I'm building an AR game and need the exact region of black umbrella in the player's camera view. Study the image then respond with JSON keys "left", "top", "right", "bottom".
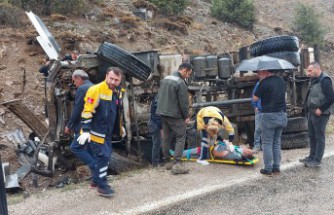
{"left": 235, "top": 55, "right": 296, "bottom": 72}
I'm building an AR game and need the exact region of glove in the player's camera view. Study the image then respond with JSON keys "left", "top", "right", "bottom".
{"left": 226, "top": 141, "right": 235, "bottom": 152}
{"left": 121, "top": 126, "right": 126, "bottom": 138}
{"left": 77, "top": 132, "right": 91, "bottom": 145}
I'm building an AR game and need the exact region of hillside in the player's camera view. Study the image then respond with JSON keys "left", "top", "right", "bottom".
{"left": 0, "top": 0, "right": 334, "bottom": 190}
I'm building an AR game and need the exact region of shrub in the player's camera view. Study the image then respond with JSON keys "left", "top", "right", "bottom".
{"left": 147, "top": 0, "right": 189, "bottom": 15}
{"left": 119, "top": 14, "right": 140, "bottom": 29}
{"left": 3, "top": 0, "right": 87, "bottom": 16}
{"left": 210, "top": 0, "right": 256, "bottom": 30}
{"left": 292, "top": 3, "right": 326, "bottom": 46}
{"left": 0, "top": 3, "right": 25, "bottom": 27}
{"left": 154, "top": 18, "right": 188, "bottom": 34}
{"left": 58, "top": 31, "right": 84, "bottom": 50}
{"left": 133, "top": 0, "right": 157, "bottom": 11}
{"left": 51, "top": 0, "right": 87, "bottom": 16}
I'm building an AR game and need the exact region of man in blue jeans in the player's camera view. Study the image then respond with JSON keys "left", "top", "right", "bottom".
{"left": 300, "top": 62, "right": 334, "bottom": 167}
{"left": 149, "top": 94, "right": 163, "bottom": 167}
{"left": 253, "top": 70, "right": 287, "bottom": 176}
{"left": 251, "top": 71, "right": 268, "bottom": 153}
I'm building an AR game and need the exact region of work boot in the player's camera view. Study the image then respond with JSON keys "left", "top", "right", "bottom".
{"left": 171, "top": 162, "right": 190, "bottom": 175}
{"left": 272, "top": 168, "right": 281, "bottom": 175}
{"left": 90, "top": 182, "right": 98, "bottom": 189}
{"left": 305, "top": 160, "right": 321, "bottom": 168}
{"left": 299, "top": 157, "right": 312, "bottom": 163}
{"left": 97, "top": 186, "right": 115, "bottom": 198}
{"left": 260, "top": 169, "right": 272, "bottom": 177}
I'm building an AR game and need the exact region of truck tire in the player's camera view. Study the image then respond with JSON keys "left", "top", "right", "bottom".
{"left": 267, "top": 51, "right": 301, "bottom": 66}
{"left": 97, "top": 42, "right": 151, "bottom": 81}
{"left": 108, "top": 151, "right": 144, "bottom": 174}
{"left": 283, "top": 117, "right": 308, "bottom": 134}
{"left": 281, "top": 132, "right": 309, "bottom": 150}
{"left": 250, "top": 35, "right": 299, "bottom": 57}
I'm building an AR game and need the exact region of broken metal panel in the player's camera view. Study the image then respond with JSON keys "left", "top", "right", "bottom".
{"left": 4, "top": 128, "right": 26, "bottom": 146}
{"left": 122, "top": 88, "right": 132, "bottom": 153}
{"left": 1, "top": 163, "right": 8, "bottom": 183}
{"left": 5, "top": 174, "right": 19, "bottom": 189}
{"left": 2, "top": 163, "right": 9, "bottom": 177}
{"left": 26, "top": 11, "right": 61, "bottom": 60}
{"left": 1, "top": 100, "right": 49, "bottom": 139}
{"left": 45, "top": 61, "right": 62, "bottom": 141}
{"left": 15, "top": 164, "right": 31, "bottom": 180}
{"left": 159, "top": 54, "right": 182, "bottom": 78}
{"left": 0, "top": 108, "right": 5, "bottom": 125}
{"left": 133, "top": 51, "right": 160, "bottom": 76}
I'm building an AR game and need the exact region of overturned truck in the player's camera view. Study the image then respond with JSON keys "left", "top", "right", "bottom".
{"left": 187, "top": 35, "right": 314, "bottom": 150}
{"left": 2, "top": 13, "right": 316, "bottom": 178}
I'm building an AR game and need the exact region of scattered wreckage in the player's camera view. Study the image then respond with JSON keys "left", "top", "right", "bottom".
{"left": 1, "top": 12, "right": 320, "bottom": 189}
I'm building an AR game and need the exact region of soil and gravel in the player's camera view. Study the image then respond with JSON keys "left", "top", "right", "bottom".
{"left": 7, "top": 134, "right": 334, "bottom": 215}
{"left": 149, "top": 156, "right": 334, "bottom": 215}
{"left": 1, "top": 0, "right": 334, "bottom": 213}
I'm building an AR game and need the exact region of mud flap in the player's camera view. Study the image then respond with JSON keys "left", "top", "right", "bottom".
{"left": 1, "top": 99, "right": 49, "bottom": 139}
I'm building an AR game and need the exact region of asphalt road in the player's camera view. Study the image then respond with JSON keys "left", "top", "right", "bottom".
{"left": 146, "top": 156, "right": 334, "bottom": 215}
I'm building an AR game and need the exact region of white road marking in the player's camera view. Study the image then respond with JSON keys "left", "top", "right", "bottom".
{"left": 103, "top": 151, "right": 334, "bottom": 215}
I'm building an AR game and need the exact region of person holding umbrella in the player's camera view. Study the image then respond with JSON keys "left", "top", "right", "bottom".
{"left": 251, "top": 71, "right": 268, "bottom": 153}
{"left": 252, "top": 69, "right": 288, "bottom": 176}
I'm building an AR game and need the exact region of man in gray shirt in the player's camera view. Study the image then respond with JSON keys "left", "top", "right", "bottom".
{"left": 157, "top": 62, "right": 193, "bottom": 175}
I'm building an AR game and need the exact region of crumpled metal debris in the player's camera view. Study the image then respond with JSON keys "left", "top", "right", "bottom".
{"left": 0, "top": 108, "right": 5, "bottom": 125}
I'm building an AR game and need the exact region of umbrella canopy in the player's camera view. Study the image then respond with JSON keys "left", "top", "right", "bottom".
{"left": 235, "top": 55, "right": 296, "bottom": 72}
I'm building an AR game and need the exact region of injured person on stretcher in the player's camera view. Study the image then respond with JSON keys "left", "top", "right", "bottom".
{"left": 172, "top": 140, "right": 254, "bottom": 165}
{"left": 171, "top": 106, "right": 256, "bottom": 165}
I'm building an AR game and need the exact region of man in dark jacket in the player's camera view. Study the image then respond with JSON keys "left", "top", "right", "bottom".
{"left": 77, "top": 67, "right": 123, "bottom": 197}
{"left": 300, "top": 62, "right": 334, "bottom": 167}
{"left": 64, "top": 70, "right": 93, "bottom": 169}
{"left": 157, "top": 62, "right": 193, "bottom": 175}
{"left": 65, "top": 70, "right": 93, "bottom": 135}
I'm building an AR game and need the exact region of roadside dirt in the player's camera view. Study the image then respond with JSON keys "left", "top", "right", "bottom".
{"left": 7, "top": 133, "right": 334, "bottom": 215}
{"left": 1, "top": 0, "right": 334, "bottom": 202}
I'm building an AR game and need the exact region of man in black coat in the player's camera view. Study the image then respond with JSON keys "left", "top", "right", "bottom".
{"left": 64, "top": 69, "right": 93, "bottom": 169}
{"left": 300, "top": 62, "right": 334, "bottom": 167}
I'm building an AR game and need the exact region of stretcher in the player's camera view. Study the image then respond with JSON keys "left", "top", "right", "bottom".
{"left": 180, "top": 156, "right": 259, "bottom": 166}
{"left": 178, "top": 146, "right": 259, "bottom": 166}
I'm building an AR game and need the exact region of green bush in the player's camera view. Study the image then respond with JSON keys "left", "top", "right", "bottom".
{"left": 51, "top": 0, "right": 87, "bottom": 16}
{"left": 2, "top": 0, "right": 87, "bottom": 16}
{"left": 0, "top": 3, "right": 24, "bottom": 27}
{"left": 147, "top": 0, "right": 190, "bottom": 15}
{"left": 292, "top": 3, "right": 326, "bottom": 46}
{"left": 210, "top": 0, "right": 256, "bottom": 30}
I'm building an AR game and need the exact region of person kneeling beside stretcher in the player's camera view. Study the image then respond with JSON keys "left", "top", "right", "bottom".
{"left": 195, "top": 106, "right": 235, "bottom": 165}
